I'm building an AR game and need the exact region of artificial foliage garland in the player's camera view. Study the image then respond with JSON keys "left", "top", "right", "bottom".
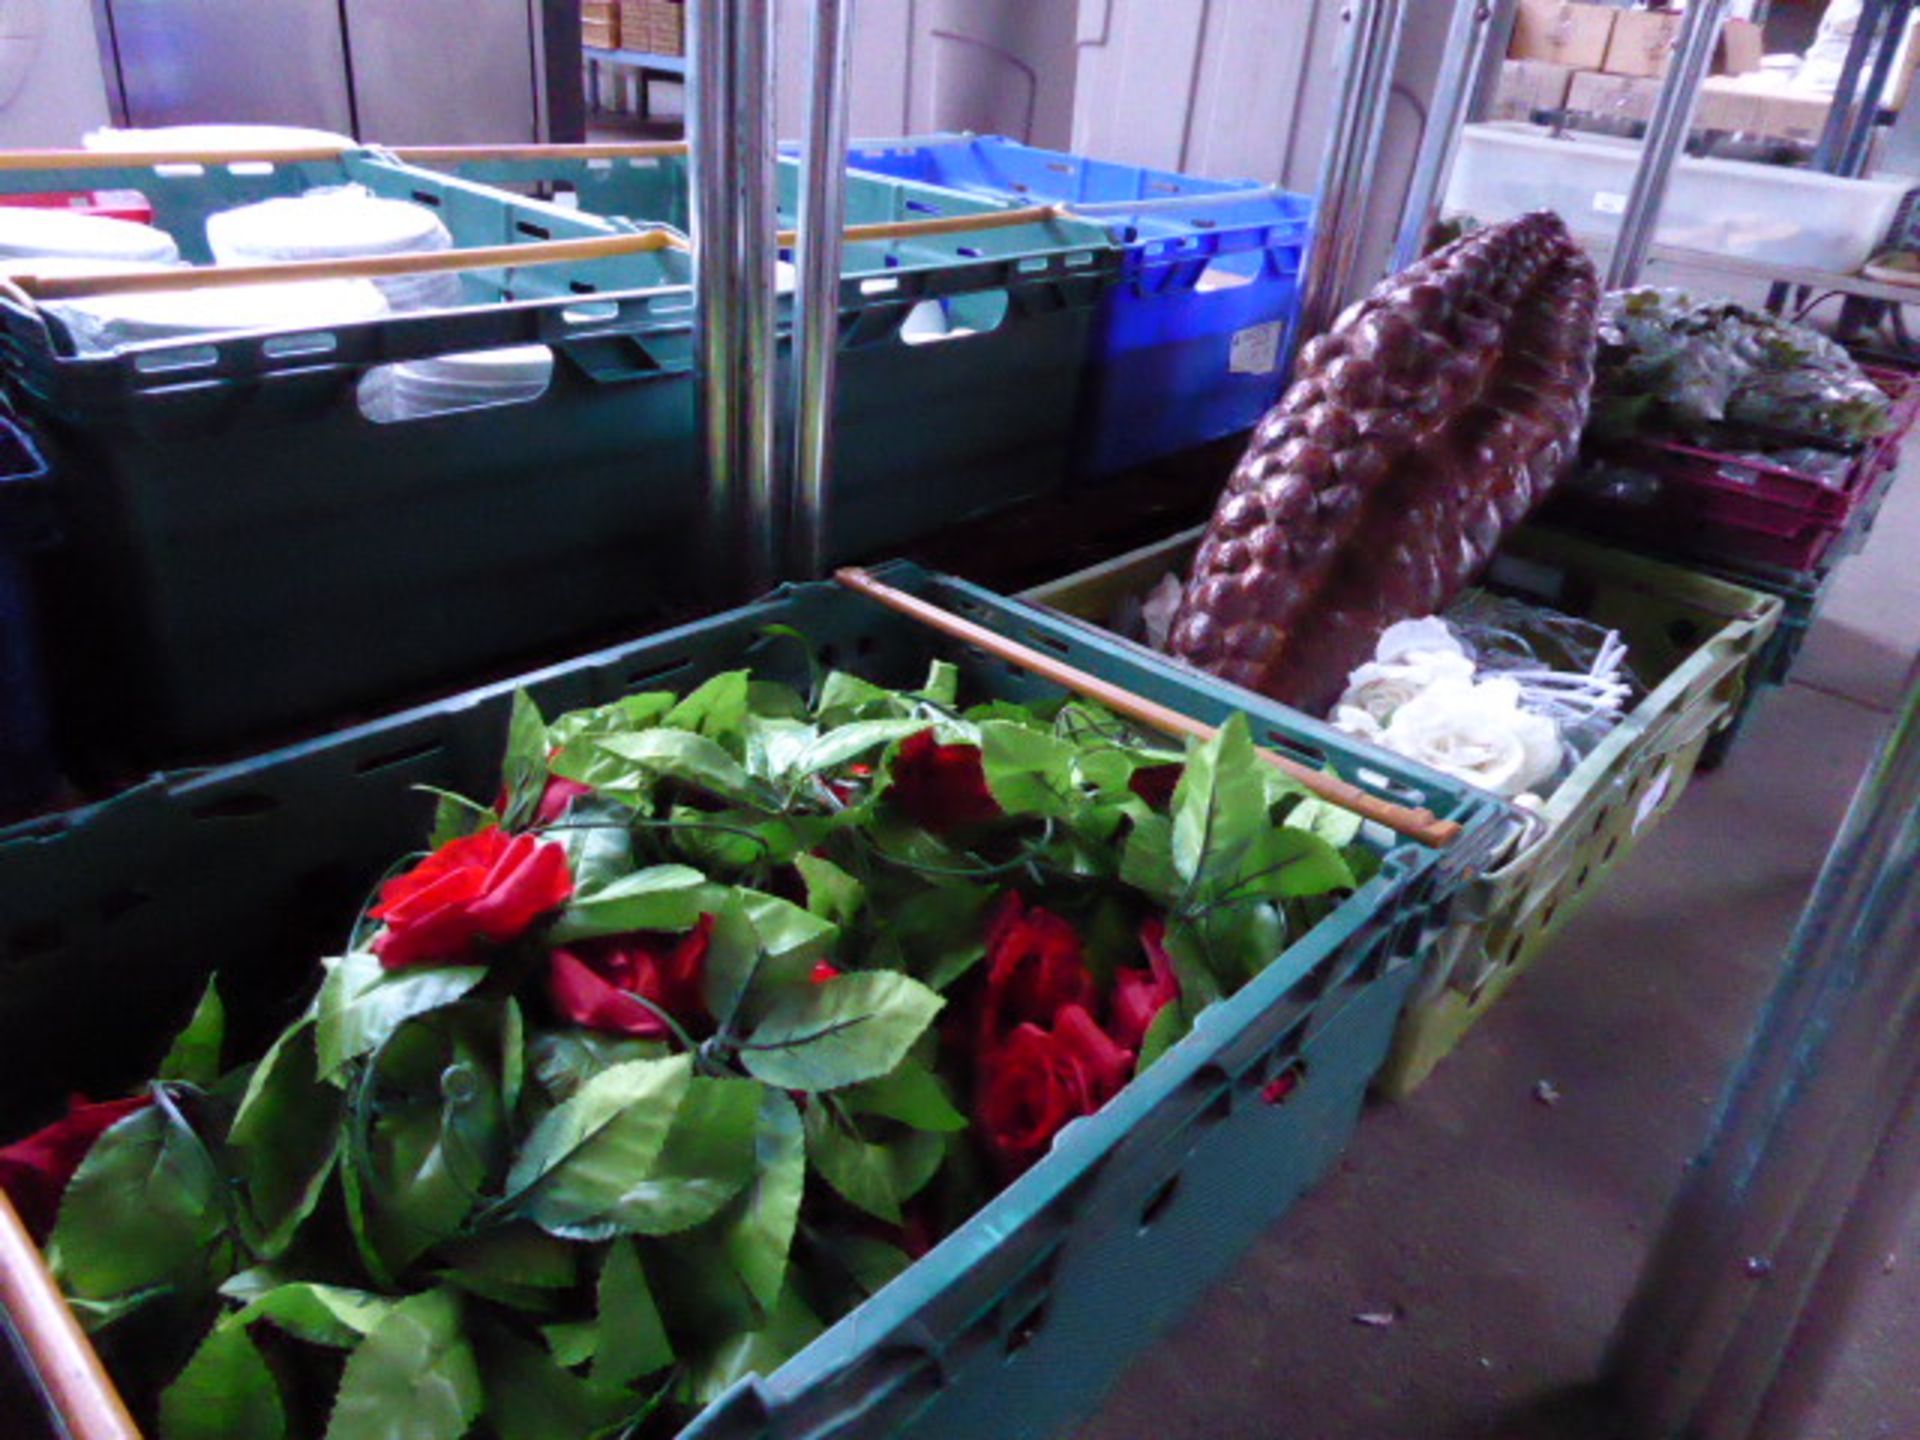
{"left": 4, "top": 654, "right": 1378, "bottom": 1440}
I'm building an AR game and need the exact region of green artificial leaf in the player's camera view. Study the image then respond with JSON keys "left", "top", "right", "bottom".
{"left": 594, "top": 1238, "right": 674, "bottom": 1387}
{"left": 739, "top": 972, "right": 944, "bottom": 1092}
{"left": 548, "top": 691, "right": 675, "bottom": 750}
{"left": 438, "top": 1225, "right": 578, "bottom": 1291}
{"left": 52, "top": 1099, "right": 231, "bottom": 1302}
{"left": 474, "top": 1317, "right": 626, "bottom": 1440}
{"left": 549, "top": 797, "right": 634, "bottom": 889}
{"left": 528, "top": 1030, "right": 671, "bottom": 1101}
{"left": 978, "top": 719, "right": 1077, "bottom": 817}
{"left": 815, "top": 670, "right": 906, "bottom": 725}
{"left": 1283, "top": 794, "right": 1366, "bottom": 849}
{"left": 1159, "top": 922, "right": 1227, "bottom": 1013}
{"left": 665, "top": 670, "right": 752, "bottom": 748}
{"left": 742, "top": 715, "right": 821, "bottom": 784}
{"left": 325, "top": 1289, "right": 482, "bottom": 1440}
{"left": 221, "top": 1283, "right": 394, "bottom": 1349}
{"left": 548, "top": 865, "right": 717, "bottom": 944}
{"left": 231, "top": 1022, "right": 344, "bottom": 1257}
{"left": 920, "top": 659, "right": 959, "bottom": 708}
{"left": 545, "top": 1076, "right": 760, "bottom": 1238}
{"left": 508, "top": 1057, "right": 692, "bottom": 1233}
{"left": 159, "top": 1322, "right": 285, "bottom": 1440}
{"left": 427, "top": 788, "right": 489, "bottom": 849}
{"left": 158, "top": 980, "right": 225, "bottom": 1087}
{"left": 794, "top": 854, "right": 863, "bottom": 927}
{"left": 833, "top": 1234, "right": 914, "bottom": 1298}
{"left": 842, "top": 1063, "right": 967, "bottom": 1133}
{"left": 697, "top": 894, "right": 767, "bottom": 1032}
{"left": 591, "top": 728, "right": 770, "bottom": 807}
{"left": 868, "top": 883, "right": 993, "bottom": 991}
{"left": 742, "top": 889, "right": 839, "bottom": 963}
{"left": 498, "top": 691, "right": 553, "bottom": 826}
{"left": 724, "top": 1091, "right": 806, "bottom": 1311}
{"left": 66, "top": 1288, "right": 168, "bottom": 1332}
{"left": 1136, "top": 999, "right": 1189, "bottom": 1074}
{"left": 1120, "top": 812, "right": 1182, "bottom": 905}
{"left": 678, "top": 1284, "right": 824, "bottom": 1408}
{"left": 1171, "top": 716, "right": 1268, "bottom": 886}
{"left": 314, "top": 953, "right": 487, "bottom": 1081}
{"left": 790, "top": 719, "right": 929, "bottom": 782}
{"left": 1230, "top": 823, "right": 1356, "bottom": 902}
{"left": 667, "top": 804, "right": 818, "bottom": 872}
{"left": 747, "top": 676, "right": 809, "bottom": 719}
{"left": 542, "top": 1320, "right": 599, "bottom": 1369}
{"left": 802, "top": 1106, "right": 944, "bottom": 1224}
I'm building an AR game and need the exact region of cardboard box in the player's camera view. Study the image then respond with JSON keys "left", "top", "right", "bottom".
{"left": 1757, "top": 91, "right": 1831, "bottom": 143}
{"left": 1567, "top": 69, "right": 1662, "bottom": 124}
{"left": 583, "top": 15, "right": 617, "bottom": 49}
{"left": 1510, "top": 1, "right": 1617, "bottom": 71}
{"left": 1605, "top": 10, "right": 1682, "bottom": 79}
{"left": 1717, "top": 18, "right": 1764, "bottom": 76}
{"left": 1491, "top": 58, "right": 1578, "bottom": 121}
{"left": 1696, "top": 76, "right": 1766, "bottom": 132}
{"left": 582, "top": 0, "right": 615, "bottom": 19}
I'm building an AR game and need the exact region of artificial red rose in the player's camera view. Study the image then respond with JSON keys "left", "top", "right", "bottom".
{"left": 529, "top": 775, "right": 594, "bottom": 826}
{"left": 1127, "top": 764, "right": 1182, "bottom": 811}
{"left": 888, "top": 729, "right": 1001, "bottom": 832}
{"left": 975, "top": 1004, "right": 1134, "bottom": 1175}
{"left": 0, "top": 1095, "right": 152, "bottom": 1242}
{"left": 370, "top": 827, "right": 574, "bottom": 970}
{"left": 810, "top": 961, "right": 841, "bottom": 984}
{"left": 548, "top": 914, "right": 715, "bottom": 1038}
{"left": 1109, "top": 915, "right": 1181, "bottom": 1053}
{"left": 978, "top": 893, "right": 1097, "bottom": 1057}
{"left": 824, "top": 762, "right": 875, "bottom": 808}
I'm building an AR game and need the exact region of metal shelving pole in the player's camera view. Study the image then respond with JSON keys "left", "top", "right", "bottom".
{"left": 791, "top": 0, "right": 854, "bottom": 579}
{"left": 1605, "top": 0, "right": 1731, "bottom": 291}
{"left": 1609, "top": 663, "right": 1920, "bottom": 1440}
{"left": 1391, "top": 0, "right": 1499, "bottom": 273}
{"left": 1287, "top": 0, "right": 1409, "bottom": 364}
{"left": 688, "top": 0, "right": 779, "bottom": 599}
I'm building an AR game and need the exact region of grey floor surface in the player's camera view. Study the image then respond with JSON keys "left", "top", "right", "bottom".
{"left": 1082, "top": 455, "right": 1920, "bottom": 1439}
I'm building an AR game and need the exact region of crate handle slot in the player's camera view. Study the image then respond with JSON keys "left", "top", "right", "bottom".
{"left": 352, "top": 737, "right": 445, "bottom": 775}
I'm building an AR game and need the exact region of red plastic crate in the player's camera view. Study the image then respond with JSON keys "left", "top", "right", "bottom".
{"left": 1560, "top": 366, "right": 1920, "bottom": 575}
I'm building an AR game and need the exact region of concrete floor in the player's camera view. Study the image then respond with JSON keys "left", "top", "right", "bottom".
{"left": 1082, "top": 456, "right": 1920, "bottom": 1438}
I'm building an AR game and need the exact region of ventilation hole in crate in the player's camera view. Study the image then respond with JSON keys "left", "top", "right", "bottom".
{"left": 516, "top": 220, "right": 553, "bottom": 241}
{"left": 226, "top": 161, "right": 275, "bottom": 178}
{"left": 97, "top": 886, "right": 154, "bottom": 922}
{"left": 1064, "top": 250, "right": 1094, "bottom": 268}
{"left": 1138, "top": 1174, "right": 1181, "bottom": 1230}
{"left": 190, "top": 792, "right": 282, "bottom": 820}
{"left": 1504, "top": 934, "right": 1526, "bottom": 966}
{"left": 957, "top": 245, "right": 982, "bottom": 258}
{"left": 1668, "top": 619, "right": 1701, "bottom": 648}
{"left": 1263, "top": 1060, "right": 1308, "bottom": 1105}
{"left": 1603, "top": 837, "right": 1621, "bottom": 863}
{"left": 1022, "top": 628, "right": 1071, "bottom": 656}
{"left": 1539, "top": 899, "right": 1558, "bottom": 931}
{"left": 136, "top": 345, "right": 219, "bottom": 374}
{"left": 562, "top": 300, "right": 620, "bottom": 326}
{"left": 625, "top": 659, "right": 692, "bottom": 690}
{"left": 154, "top": 163, "right": 207, "bottom": 178}
{"left": 819, "top": 644, "right": 842, "bottom": 669}
{"left": 263, "top": 331, "right": 338, "bottom": 360}
{"left": 904, "top": 199, "right": 944, "bottom": 216}
{"left": 1468, "top": 978, "right": 1490, "bottom": 1006}
{"left": 408, "top": 189, "right": 444, "bottom": 208}
{"left": 855, "top": 635, "right": 878, "bottom": 657}
{"left": 1003, "top": 1301, "right": 1049, "bottom": 1358}
{"left": 1575, "top": 865, "right": 1592, "bottom": 890}
{"left": 353, "top": 738, "right": 445, "bottom": 775}
{"left": 1016, "top": 256, "right": 1049, "bottom": 274}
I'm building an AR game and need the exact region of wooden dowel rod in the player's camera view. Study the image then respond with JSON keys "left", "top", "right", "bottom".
{"left": 0, "top": 1192, "right": 140, "bottom": 1440}
{"left": 0, "top": 146, "right": 350, "bottom": 170}
{"left": 392, "top": 142, "right": 690, "bottom": 163}
{"left": 834, "top": 566, "right": 1463, "bottom": 849}
{"left": 776, "top": 203, "right": 1063, "bottom": 249}
{"left": 14, "top": 229, "right": 685, "bottom": 302}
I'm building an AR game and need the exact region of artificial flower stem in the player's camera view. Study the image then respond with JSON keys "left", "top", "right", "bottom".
{"left": 833, "top": 567, "right": 1464, "bottom": 849}
{"left": 0, "top": 1191, "right": 140, "bottom": 1440}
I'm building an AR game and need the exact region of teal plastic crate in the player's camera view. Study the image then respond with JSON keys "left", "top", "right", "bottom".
{"left": 395, "top": 150, "right": 1122, "bottom": 563}
{"left": 0, "top": 152, "right": 701, "bottom": 770}
{"left": 0, "top": 563, "right": 1510, "bottom": 1440}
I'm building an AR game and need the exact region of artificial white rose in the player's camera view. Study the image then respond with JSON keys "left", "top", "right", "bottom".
{"left": 1376, "top": 676, "right": 1564, "bottom": 798}
{"left": 1141, "top": 574, "right": 1185, "bottom": 652}
{"left": 1374, "top": 617, "right": 1467, "bottom": 666}
{"left": 1338, "top": 648, "right": 1478, "bottom": 725}
{"left": 1331, "top": 704, "right": 1388, "bottom": 745}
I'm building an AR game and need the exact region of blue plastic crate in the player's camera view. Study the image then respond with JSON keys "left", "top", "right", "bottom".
{"left": 0, "top": 413, "right": 54, "bottom": 818}
{"left": 843, "top": 135, "right": 1314, "bottom": 476}
{"left": 0, "top": 562, "right": 1512, "bottom": 1440}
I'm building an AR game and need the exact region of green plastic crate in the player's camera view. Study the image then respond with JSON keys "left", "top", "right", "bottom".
{"left": 0, "top": 563, "right": 1510, "bottom": 1440}
{"left": 392, "top": 151, "right": 1122, "bottom": 563}
{"left": 0, "top": 152, "right": 700, "bottom": 769}
{"left": 1020, "top": 525, "right": 1783, "bottom": 1097}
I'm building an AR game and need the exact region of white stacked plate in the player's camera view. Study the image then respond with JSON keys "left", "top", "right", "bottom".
{"left": 0, "top": 209, "right": 180, "bottom": 264}
{"left": 363, "top": 344, "right": 556, "bottom": 422}
{"left": 82, "top": 124, "right": 356, "bottom": 153}
{"left": 46, "top": 278, "right": 389, "bottom": 353}
{"left": 207, "top": 186, "right": 463, "bottom": 312}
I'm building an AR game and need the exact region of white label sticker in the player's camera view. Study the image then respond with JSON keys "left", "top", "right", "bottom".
{"left": 1633, "top": 764, "right": 1675, "bottom": 833}
{"left": 1229, "top": 320, "right": 1282, "bottom": 375}
{"left": 1593, "top": 190, "right": 1628, "bottom": 215}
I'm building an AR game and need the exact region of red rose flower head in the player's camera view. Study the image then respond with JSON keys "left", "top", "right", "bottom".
{"left": 0, "top": 1094, "right": 152, "bottom": 1242}
{"left": 494, "top": 750, "right": 594, "bottom": 827}
{"left": 1127, "top": 763, "right": 1183, "bottom": 812}
{"left": 975, "top": 1004, "right": 1133, "bottom": 1175}
{"left": 810, "top": 961, "right": 842, "bottom": 984}
{"left": 978, "top": 893, "right": 1097, "bottom": 1057}
{"left": 548, "top": 914, "right": 715, "bottom": 1039}
{"left": 889, "top": 729, "right": 1001, "bottom": 832}
{"left": 1109, "top": 915, "right": 1182, "bottom": 1053}
{"left": 371, "top": 827, "right": 574, "bottom": 971}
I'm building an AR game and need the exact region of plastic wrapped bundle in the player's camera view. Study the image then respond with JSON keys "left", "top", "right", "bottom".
{"left": 46, "top": 278, "right": 389, "bottom": 353}
{"left": 83, "top": 124, "right": 354, "bottom": 153}
{"left": 0, "top": 209, "right": 179, "bottom": 264}
{"left": 1169, "top": 211, "right": 1601, "bottom": 711}
{"left": 207, "top": 186, "right": 460, "bottom": 311}
{"left": 360, "top": 343, "right": 556, "bottom": 422}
